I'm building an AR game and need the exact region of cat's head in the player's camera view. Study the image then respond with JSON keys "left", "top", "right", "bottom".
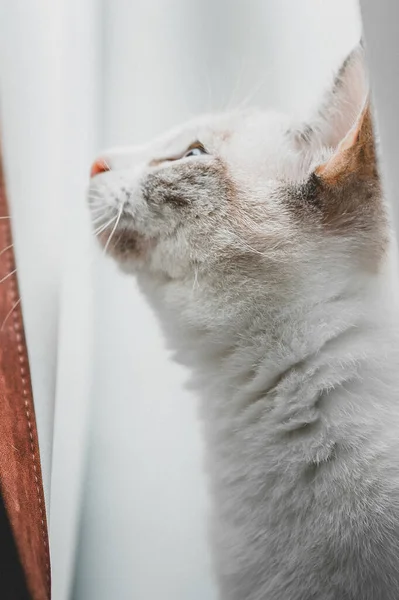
{"left": 88, "top": 45, "right": 387, "bottom": 331}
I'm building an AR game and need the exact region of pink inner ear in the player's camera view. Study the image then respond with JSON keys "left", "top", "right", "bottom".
{"left": 336, "top": 101, "right": 369, "bottom": 153}
{"left": 315, "top": 101, "right": 374, "bottom": 184}
{"left": 337, "top": 122, "right": 360, "bottom": 152}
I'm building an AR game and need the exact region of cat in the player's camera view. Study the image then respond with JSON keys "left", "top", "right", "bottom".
{"left": 88, "top": 44, "right": 399, "bottom": 600}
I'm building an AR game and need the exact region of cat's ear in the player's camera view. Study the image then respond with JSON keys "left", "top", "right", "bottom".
{"left": 314, "top": 99, "right": 377, "bottom": 186}
{"left": 297, "top": 44, "right": 381, "bottom": 241}
{"left": 299, "top": 43, "right": 368, "bottom": 150}
{"left": 304, "top": 96, "right": 380, "bottom": 241}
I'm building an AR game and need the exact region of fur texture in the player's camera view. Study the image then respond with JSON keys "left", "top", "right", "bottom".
{"left": 88, "top": 45, "right": 399, "bottom": 599}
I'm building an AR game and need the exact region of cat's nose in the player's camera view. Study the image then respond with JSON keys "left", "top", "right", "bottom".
{"left": 90, "top": 158, "right": 110, "bottom": 178}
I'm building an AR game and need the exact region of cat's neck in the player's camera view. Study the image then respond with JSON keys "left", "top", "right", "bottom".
{"left": 155, "top": 261, "right": 399, "bottom": 426}
{"left": 139, "top": 250, "right": 399, "bottom": 430}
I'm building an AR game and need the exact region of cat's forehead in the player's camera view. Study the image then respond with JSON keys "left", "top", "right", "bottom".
{"left": 103, "top": 109, "right": 303, "bottom": 180}
{"left": 150, "top": 109, "right": 299, "bottom": 178}
{"left": 157, "top": 109, "right": 293, "bottom": 151}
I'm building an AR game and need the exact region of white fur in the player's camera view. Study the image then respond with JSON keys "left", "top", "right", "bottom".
{"left": 88, "top": 46, "right": 399, "bottom": 599}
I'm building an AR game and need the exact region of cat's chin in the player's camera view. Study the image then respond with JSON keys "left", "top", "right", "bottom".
{"left": 98, "top": 227, "right": 156, "bottom": 267}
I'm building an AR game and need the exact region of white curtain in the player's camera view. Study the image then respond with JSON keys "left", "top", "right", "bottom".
{"left": 0, "top": 1, "right": 100, "bottom": 598}
{"left": 0, "top": 1, "right": 364, "bottom": 599}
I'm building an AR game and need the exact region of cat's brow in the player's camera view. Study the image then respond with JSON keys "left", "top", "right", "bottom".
{"left": 150, "top": 141, "right": 205, "bottom": 167}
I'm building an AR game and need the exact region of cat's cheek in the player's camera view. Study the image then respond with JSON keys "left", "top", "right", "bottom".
{"left": 98, "top": 228, "right": 156, "bottom": 264}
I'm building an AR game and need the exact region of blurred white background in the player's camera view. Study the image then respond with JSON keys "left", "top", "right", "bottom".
{"left": 0, "top": 1, "right": 363, "bottom": 599}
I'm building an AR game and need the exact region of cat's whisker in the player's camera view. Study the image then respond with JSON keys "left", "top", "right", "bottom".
{"left": 88, "top": 198, "right": 108, "bottom": 209}
{"left": 233, "top": 64, "right": 278, "bottom": 112}
{"left": 235, "top": 77, "right": 266, "bottom": 111}
{"left": 88, "top": 202, "right": 107, "bottom": 211}
{"left": 225, "top": 59, "right": 247, "bottom": 112}
{"left": 0, "top": 216, "right": 12, "bottom": 220}
{"left": 103, "top": 204, "right": 124, "bottom": 254}
{"left": 89, "top": 205, "right": 108, "bottom": 214}
{"left": 91, "top": 214, "right": 111, "bottom": 225}
{"left": 93, "top": 215, "right": 118, "bottom": 237}
{"left": 89, "top": 197, "right": 110, "bottom": 206}
{"left": 93, "top": 223, "right": 115, "bottom": 238}
{"left": 204, "top": 67, "right": 215, "bottom": 113}
{"left": 1, "top": 297, "right": 21, "bottom": 332}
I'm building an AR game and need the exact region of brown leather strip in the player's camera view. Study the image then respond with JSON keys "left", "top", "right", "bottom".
{"left": 0, "top": 151, "right": 51, "bottom": 599}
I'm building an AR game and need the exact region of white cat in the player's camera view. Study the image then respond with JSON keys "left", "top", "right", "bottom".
{"left": 88, "top": 45, "right": 399, "bottom": 599}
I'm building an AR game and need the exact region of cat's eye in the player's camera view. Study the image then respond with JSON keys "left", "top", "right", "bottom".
{"left": 183, "top": 143, "right": 207, "bottom": 159}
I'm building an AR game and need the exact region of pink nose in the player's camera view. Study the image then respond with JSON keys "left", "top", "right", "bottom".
{"left": 90, "top": 158, "right": 110, "bottom": 178}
